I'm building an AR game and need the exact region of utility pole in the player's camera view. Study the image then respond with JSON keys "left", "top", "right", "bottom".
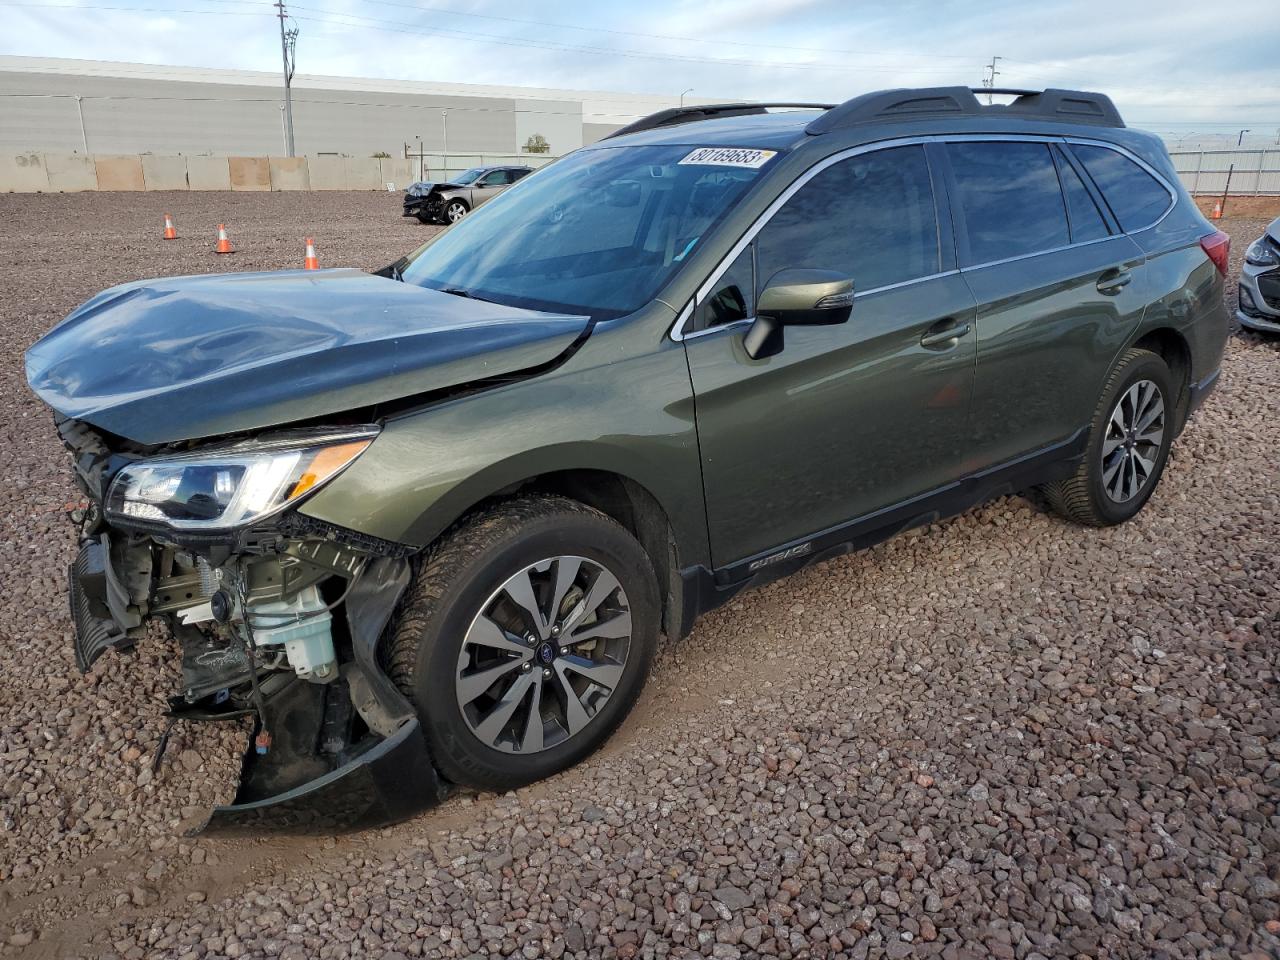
{"left": 275, "top": 0, "right": 298, "bottom": 156}
{"left": 981, "top": 56, "right": 1002, "bottom": 104}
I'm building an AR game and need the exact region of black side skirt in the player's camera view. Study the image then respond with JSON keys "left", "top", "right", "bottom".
{"left": 678, "top": 428, "right": 1088, "bottom": 633}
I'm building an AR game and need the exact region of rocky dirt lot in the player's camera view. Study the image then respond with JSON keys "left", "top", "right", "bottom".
{"left": 0, "top": 192, "right": 1276, "bottom": 960}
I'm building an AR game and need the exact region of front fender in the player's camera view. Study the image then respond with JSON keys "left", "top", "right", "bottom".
{"left": 299, "top": 311, "right": 711, "bottom": 568}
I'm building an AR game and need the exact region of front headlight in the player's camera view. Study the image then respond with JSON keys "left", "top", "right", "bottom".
{"left": 106, "top": 426, "right": 378, "bottom": 531}
{"left": 1245, "top": 238, "right": 1279, "bottom": 268}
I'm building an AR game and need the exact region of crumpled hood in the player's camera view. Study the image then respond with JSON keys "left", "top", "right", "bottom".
{"left": 405, "top": 181, "right": 460, "bottom": 197}
{"left": 25, "top": 268, "right": 589, "bottom": 444}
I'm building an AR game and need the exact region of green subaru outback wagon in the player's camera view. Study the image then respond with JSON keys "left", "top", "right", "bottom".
{"left": 26, "top": 87, "right": 1230, "bottom": 831}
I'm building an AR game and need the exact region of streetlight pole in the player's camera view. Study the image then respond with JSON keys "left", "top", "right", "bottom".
{"left": 74, "top": 95, "right": 87, "bottom": 153}
{"left": 1237, "top": 128, "right": 1251, "bottom": 147}
{"left": 680, "top": 88, "right": 694, "bottom": 107}
{"left": 441, "top": 109, "right": 449, "bottom": 178}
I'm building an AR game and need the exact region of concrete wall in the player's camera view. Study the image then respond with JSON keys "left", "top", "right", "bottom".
{"left": 45, "top": 151, "right": 95, "bottom": 191}
{"left": 0, "top": 69, "right": 567, "bottom": 158}
{"left": 140, "top": 154, "right": 188, "bottom": 191}
{"left": 94, "top": 155, "right": 143, "bottom": 191}
{"left": 228, "top": 156, "right": 270, "bottom": 192}
{"left": 0, "top": 152, "right": 50, "bottom": 191}
{"left": 0, "top": 151, "right": 449, "bottom": 192}
{"left": 583, "top": 122, "right": 622, "bottom": 146}
{"left": 269, "top": 156, "right": 310, "bottom": 192}
{"left": 186, "top": 155, "right": 230, "bottom": 191}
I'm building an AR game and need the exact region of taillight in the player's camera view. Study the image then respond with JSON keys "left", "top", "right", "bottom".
{"left": 1200, "top": 230, "right": 1230, "bottom": 277}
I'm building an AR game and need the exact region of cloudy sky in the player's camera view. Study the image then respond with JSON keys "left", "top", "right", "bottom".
{"left": 3, "top": 0, "right": 1278, "bottom": 142}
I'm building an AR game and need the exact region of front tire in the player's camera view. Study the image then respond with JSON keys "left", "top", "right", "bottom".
{"left": 385, "top": 496, "right": 659, "bottom": 792}
{"left": 445, "top": 199, "right": 469, "bottom": 224}
{"left": 1042, "top": 348, "right": 1175, "bottom": 526}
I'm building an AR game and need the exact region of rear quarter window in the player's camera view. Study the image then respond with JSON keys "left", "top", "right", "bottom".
{"left": 1070, "top": 144, "right": 1172, "bottom": 233}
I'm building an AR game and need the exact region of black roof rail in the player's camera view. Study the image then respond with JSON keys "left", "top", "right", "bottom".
{"left": 604, "top": 102, "right": 837, "bottom": 140}
{"left": 805, "top": 86, "right": 1124, "bottom": 135}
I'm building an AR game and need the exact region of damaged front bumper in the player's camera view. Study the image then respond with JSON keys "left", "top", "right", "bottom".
{"left": 402, "top": 194, "right": 442, "bottom": 221}
{"left": 68, "top": 524, "right": 448, "bottom": 834}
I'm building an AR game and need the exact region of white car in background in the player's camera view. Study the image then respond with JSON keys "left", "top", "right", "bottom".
{"left": 1238, "top": 217, "right": 1280, "bottom": 333}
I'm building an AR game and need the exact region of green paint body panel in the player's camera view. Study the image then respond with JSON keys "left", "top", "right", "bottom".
{"left": 301, "top": 302, "right": 714, "bottom": 566}
{"left": 296, "top": 111, "right": 1228, "bottom": 585}
{"left": 684, "top": 273, "right": 978, "bottom": 566}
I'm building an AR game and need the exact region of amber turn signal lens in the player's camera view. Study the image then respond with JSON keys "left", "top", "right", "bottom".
{"left": 287, "top": 440, "right": 372, "bottom": 500}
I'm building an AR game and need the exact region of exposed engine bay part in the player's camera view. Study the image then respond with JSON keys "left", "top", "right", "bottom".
{"left": 200, "top": 555, "right": 446, "bottom": 834}
{"left": 66, "top": 514, "right": 448, "bottom": 833}
{"left": 246, "top": 584, "right": 338, "bottom": 683}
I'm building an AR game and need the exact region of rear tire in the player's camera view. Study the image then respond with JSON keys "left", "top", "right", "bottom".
{"left": 385, "top": 496, "right": 659, "bottom": 792}
{"left": 1042, "top": 348, "right": 1175, "bottom": 526}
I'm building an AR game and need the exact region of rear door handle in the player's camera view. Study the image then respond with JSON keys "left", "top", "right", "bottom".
{"left": 1096, "top": 268, "right": 1132, "bottom": 295}
{"left": 920, "top": 319, "right": 971, "bottom": 348}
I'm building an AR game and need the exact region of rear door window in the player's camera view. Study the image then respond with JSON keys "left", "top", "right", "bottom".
{"left": 754, "top": 144, "right": 940, "bottom": 294}
{"left": 1055, "top": 151, "right": 1110, "bottom": 243}
{"left": 947, "top": 141, "right": 1070, "bottom": 264}
{"left": 1069, "top": 144, "right": 1172, "bottom": 232}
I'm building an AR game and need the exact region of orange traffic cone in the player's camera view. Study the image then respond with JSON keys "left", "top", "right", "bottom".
{"left": 214, "top": 223, "right": 235, "bottom": 254}
{"left": 303, "top": 237, "right": 319, "bottom": 270}
{"left": 162, "top": 213, "right": 177, "bottom": 240}
{"left": 1210, "top": 199, "right": 1223, "bottom": 220}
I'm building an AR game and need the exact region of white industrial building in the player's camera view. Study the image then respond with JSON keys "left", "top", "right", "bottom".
{"left": 0, "top": 56, "right": 702, "bottom": 160}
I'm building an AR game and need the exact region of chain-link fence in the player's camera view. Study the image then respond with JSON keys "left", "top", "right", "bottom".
{"left": 1170, "top": 149, "right": 1280, "bottom": 196}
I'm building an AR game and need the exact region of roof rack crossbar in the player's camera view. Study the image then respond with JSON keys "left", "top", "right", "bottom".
{"left": 805, "top": 86, "right": 1124, "bottom": 136}
{"left": 604, "top": 102, "right": 837, "bottom": 140}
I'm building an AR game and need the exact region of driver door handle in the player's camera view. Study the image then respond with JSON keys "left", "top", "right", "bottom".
{"left": 920, "top": 318, "right": 971, "bottom": 348}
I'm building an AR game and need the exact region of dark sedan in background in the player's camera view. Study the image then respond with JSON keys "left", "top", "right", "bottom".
{"left": 402, "top": 165, "right": 534, "bottom": 225}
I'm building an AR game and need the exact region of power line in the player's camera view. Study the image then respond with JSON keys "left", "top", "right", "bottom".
{"left": 7, "top": 0, "right": 1279, "bottom": 113}
{"left": 354, "top": 0, "right": 998, "bottom": 63}
{"left": 0, "top": 1, "right": 267, "bottom": 14}
{"left": 289, "top": 6, "right": 982, "bottom": 76}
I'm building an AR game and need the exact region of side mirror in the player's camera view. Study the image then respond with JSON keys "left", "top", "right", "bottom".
{"left": 743, "top": 269, "right": 854, "bottom": 359}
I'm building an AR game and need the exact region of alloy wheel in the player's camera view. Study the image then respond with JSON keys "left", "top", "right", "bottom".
{"left": 1101, "top": 378, "right": 1165, "bottom": 503}
{"left": 447, "top": 202, "right": 467, "bottom": 223}
{"left": 456, "top": 556, "right": 632, "bottom": 754}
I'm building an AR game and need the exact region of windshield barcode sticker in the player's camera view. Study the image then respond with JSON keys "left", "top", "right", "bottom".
{"left": 679, "top": 147, "right": 777, "bottom": 169}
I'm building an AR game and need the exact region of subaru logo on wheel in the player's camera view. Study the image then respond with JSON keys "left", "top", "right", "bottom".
{"left": 536, "top": 642, "right": 556, "bottom": 665}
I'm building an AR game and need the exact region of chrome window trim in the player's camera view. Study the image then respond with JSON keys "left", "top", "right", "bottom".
{"left": 669, "top": 133, "right": 1178, "bottom": 343}
{"left": 677, "top": 269, "right": 963, "bottom": 342}
{"left": 1062, "top": 136, "right": 1178, "bottom": 235}
{"left": 957, "top": 232, "right": 1119, "bottom": 274}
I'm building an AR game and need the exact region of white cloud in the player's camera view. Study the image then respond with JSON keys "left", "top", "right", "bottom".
{"left": 0, "top": 0, "right": 1276, "bottom": 133}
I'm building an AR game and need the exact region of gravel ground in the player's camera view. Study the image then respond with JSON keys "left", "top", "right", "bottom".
{"left": 0, "top": 193, "right": 1276, "bottom": 960}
